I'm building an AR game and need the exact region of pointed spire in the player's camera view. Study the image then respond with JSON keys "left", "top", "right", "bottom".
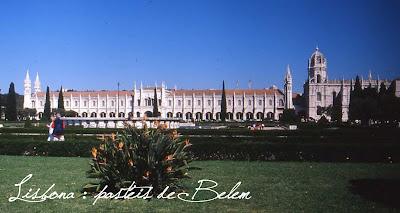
{"left": 368, "top": 70, "right": 372, "bottom": 80}
{"left": 315, "top": 44, "right": 319, "bottom": 51}
{"left": 285, "top": 64, "right": 292, "bottom": 79}
{"left": 34, "top": 72, "right": 41, "bottom": 93}
{"left": 35, "top": 72, "right": 40, "bottom": 82}
{"left": 25, "top": 69, "right": 31, "bottom": 81}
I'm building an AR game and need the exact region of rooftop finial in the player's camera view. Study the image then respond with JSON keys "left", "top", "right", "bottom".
{"left": 316, "top": 44, "right": 319, "bottom": 51}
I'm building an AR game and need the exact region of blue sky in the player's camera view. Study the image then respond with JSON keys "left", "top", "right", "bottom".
{"left": 0, "top": 0, "right": 399, "bottom": 94}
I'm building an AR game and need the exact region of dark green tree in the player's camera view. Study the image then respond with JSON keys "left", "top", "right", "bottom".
{"left": 64, "top": 110, "right": 78, "bottom": 117}
{"left": 349, "top": 76, "right": 363, "bottom": 122}
{"left": 42, "top": 86, "right": 51, "bottom": 121}
{"left": 58, "top": 86, "right": 64, "bottom": 110}
{"left": 331, "top": 92, "right": 342, "bottom": 123}
{"left": 280, "top": 109, "right": 299, "bottom": 123}
{"left": 18, "top": 108, "right": 37, "bottom": 120}
{"left": 376, "top": 82, "right": 387, "bottom": 122}
{"left": 386, "top": 81, "right": 396, "bottom": 96}
{"left": 0, "top": 92, "right": 3, "bottom": 120}
{"left": 220, "top": 80, "right": 227, "bottom": 122}
{"left": 379, "top": 82, "right": 387, "bottom": 96}
{"left": 152, "top": 87, "right": 160, "bottom": 117}
{"left": 361, "top": 85, "right": 378, "bottom": 124}
{"left": 5, "top": 82, "right": 17, "bottom": 121}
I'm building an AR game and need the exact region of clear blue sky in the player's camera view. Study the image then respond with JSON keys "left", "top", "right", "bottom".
{"left": 0, "top": 0, "right": 399, "bottom": 94}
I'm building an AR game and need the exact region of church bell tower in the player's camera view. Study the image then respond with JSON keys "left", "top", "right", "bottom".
{"left": 284, "top": 65, "right": 294, "bottom": 109}
{"left": 308, "top": 46, "right": 327, "bottom": 83}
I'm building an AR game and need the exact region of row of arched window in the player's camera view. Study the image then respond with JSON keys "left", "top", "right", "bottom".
{"left": 73, "top": 111, "right": 276, "bottom": 120}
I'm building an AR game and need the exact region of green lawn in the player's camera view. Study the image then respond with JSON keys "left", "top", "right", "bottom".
{"left": 0, "top": 155, "right": 399, "bottom": 212}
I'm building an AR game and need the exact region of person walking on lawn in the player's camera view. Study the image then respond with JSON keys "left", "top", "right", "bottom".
{"left": 53, "top": 113, "right": 65, "bottom": 141}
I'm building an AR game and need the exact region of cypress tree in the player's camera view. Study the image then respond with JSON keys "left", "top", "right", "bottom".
{"left": 331, "top": 92, "right": 342, "bottom": 123}
{"left": 349, "top": 76, "right": 363, "bottom": 122}
{"left": 152, "top": 87, "right": 159, "bottom": 117}
{"left": 0, "top": 92, "right": 2, "bottom": 120}
{"left": 353, "top": 76, "right": 363, "bottom": 98}
{"left": 220, "top": 80, "right": 227, "bottom": 122}
{"left": 58, "top": 86, "right": 64, "bottom": 110}
{"left": 5, "top": 82, "right": 17, "bottom": 121}
{"left": 379, "top": 82, "right": 387, "bottom": 96}
{"left": 386, "top": 81, "right": 396, "bottom": 96}
{"left": 43, "top": 86, "right": 51, "bottom": 121}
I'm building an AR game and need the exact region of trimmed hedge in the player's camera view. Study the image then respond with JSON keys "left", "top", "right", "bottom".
{"left": 1, "top": 136, "right": 400, "bottom": 162}
{"left": 1, "top": 126, "right": 400, "bottom": 139}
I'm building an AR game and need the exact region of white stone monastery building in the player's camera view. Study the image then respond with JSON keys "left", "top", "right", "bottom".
{"left": 23, "top": 73, "right": 291, "bottom": 121}
{"left": 23, "top": 47, "right": 398, "bottom": 122}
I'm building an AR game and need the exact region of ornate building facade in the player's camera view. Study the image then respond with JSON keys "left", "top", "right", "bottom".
{"left": 304, "top": 47, "right": 394, "bottom": 121}
{"left": 23, "top": 47, "right": 399, "bottom": 122}
{"left": 23, "top": 71, "right": 290, "bottom": 121}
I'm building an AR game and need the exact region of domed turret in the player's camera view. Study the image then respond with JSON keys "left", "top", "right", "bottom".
{"left": 308, "top": 46, "right": 327, "bottom": 83}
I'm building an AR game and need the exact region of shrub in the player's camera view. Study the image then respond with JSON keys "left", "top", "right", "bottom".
{"left": 83, "top": 124, "right": 195, "bottom": 196}
{"left": 24, "top": 119, "right": 32, "bottom": 128}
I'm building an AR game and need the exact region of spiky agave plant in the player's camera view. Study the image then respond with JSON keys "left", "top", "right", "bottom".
{"left": 83, "top": 123, "right": 195, "bottom": 196}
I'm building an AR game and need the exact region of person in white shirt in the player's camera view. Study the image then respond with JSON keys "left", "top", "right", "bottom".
{"left": 46, "top": 114, "right": 56, "bottom": 141}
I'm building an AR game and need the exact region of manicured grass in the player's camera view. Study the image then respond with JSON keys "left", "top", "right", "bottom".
{"left": 0, "top": 155, "right": 399, "bottom": 212}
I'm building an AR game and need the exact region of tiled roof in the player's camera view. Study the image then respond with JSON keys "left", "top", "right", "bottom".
{"left": 172, "top": 88, "right": 283, "bottom": 96}
{"left": 35, "top": 88, "right": 284, "bottom": 97}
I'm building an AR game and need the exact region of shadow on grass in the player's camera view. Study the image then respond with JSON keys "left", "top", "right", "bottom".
{"left": 349, "top": 179, "right": 400, "bottom": 208}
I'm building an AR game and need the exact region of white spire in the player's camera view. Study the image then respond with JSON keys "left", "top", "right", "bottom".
{"left": 23, "top": 70, "right": 32, "bottom": 109}
{"left": 285, "top": 64, "right": 292, "bottom": 79}
{"left": 34, "top": 72, "right": 41, "bottom": 93}
{"left": 284, "top": 65, "right": 293, "bottom": 109}
{"left": 368, "top": 70, "right": 372, "bottom": 80}
{"left": 25, "top": 69, "right": 31, "bottom": 82}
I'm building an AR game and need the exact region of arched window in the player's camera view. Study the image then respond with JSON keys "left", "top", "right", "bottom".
{"left": 227, "top": 112, "right": 233, "bottom": 120}
{"left": 195, "top": 112, "right": 202, "bottom": 120}
{"left": 205, "top": 112, "right": 213, "bottom": 120}
{"left": 185, "top": 112, "right": 192, "bottom": 120}
{"left": 216, "top": 112, "right": 221, "bottom": 120}
{"left": 317, "top": 75, "right": 322, "bottom": 83}
{"left": 279, "top": 99, "right": 284, "bottom": 107}
{"left": 167, "top": 112, "right": 173, "bottom": 118}
{"left": 317, "top": 92, "right": 322, "bottom": 101}
{"left": 236, "top": 112, "right": 243, "bottom": 120}
{"left": 256, "top": 112, "right": 264, "bottom": 120}
{"left": 246, "top": 112, "right": 253, "bottom": 120}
